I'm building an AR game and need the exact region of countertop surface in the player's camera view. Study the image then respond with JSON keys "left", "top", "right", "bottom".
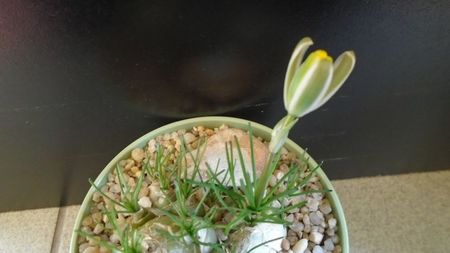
{"left": 1, "top": 170, "right": 449, "bottom": 253}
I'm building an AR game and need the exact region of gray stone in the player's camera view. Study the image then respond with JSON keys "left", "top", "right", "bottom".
{"left": 312, "top": 246, "right": 324, "bottom": 253}
{"left": 323, "top": 238, "right": 335, "bottom": 251}
{"left": 309, "top": 212, "right": 324, "bottom": 225}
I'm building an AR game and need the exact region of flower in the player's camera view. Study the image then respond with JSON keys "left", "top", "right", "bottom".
{"left": 269, "top": 37, "right": 356, "bottom": 153}
{"left": 284, "top": 37, "right": 356, "bottom": 118}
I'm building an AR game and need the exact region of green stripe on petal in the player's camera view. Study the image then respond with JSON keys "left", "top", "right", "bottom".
{"left": 317, "top": 51, "right": 356, "bottom": 107}
{"left": 286, "top": 50, "right": 333, "bottom": 117}
{"left": 283, "top": 37, "right": 313, "bottom": 110}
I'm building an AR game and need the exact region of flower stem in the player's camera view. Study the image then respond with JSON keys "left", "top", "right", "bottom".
{"left": 255, "top": 115, "right": 298, "bottom": 207}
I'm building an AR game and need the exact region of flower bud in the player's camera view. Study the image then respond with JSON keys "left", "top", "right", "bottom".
{"left": 284, "top": 50, "right": 333, "bottom": 118}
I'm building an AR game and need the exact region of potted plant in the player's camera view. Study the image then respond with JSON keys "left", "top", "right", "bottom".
{"left": 70, "top": 37, "right": 356, "bottom": 253}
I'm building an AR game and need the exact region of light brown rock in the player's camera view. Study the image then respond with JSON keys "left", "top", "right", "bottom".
{"left": 186, "top": 128, "right": 269, "bottom": 186}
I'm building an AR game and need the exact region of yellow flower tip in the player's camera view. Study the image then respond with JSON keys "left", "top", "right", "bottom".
{"left": 313, "top": 49, "right": 333, "bottom": 61}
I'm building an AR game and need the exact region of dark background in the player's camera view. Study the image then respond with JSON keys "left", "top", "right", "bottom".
{"left": 0, "top": 0, "right": 449, "bottom": 212}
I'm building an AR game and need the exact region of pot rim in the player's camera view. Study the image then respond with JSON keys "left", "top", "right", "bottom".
{"left": 70, "top": 116, "right": 349, "bottom": 253}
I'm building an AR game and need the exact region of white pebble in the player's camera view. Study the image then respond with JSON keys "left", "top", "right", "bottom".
{"left": 292, "top": 238, "right": 308, "bottom": 253}
{"left": 328, "top": 218, "right": 337, "bottom": 229}
{"left": 323, "top": 238, "right": 335, "bottom": 251}
{"left": 309, "top": 231, "right": 324, "bottom": 244}
{"left": 281, "top": 238, "right": 290, "bottom": 250}
{"left": 138, "top": 196, "right": 152, "bottom": 208}
{"left": 147, "top": 139, "right": 157, "bottom": 153}
{"left": 312, "top": 245, "right": 324, "bottom": 253}
{"left": 131, "top": 148, "right": 145, "bottom": 162}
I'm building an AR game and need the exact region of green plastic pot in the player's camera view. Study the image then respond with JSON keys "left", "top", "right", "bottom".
{"left": 70, "top": 116, "right": 349, "bottom": 253}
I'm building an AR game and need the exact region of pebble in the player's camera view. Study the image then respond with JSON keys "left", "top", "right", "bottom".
{"left": 319, "top": 201, "right": 332, "bottom": 215}
{"left": 216, "top": 229, "right": 228, "bottom": 241}
{"left": 333, "top": 245, "right": 342, "bottom": 253}
{"left": 332, "top": 235, "right": 340, "bottom": 244}
{"left": 287, "top": 235, "right": 299, "bottom": 245}
{"left": 304, "top": 224, "right": 311, "bottom": 233}
{"left": 307, "top": 198, "right": 320, "bottom": 212}
{"left": 110, "top": 233, "right": 120, "bottom": 244}
{"left": 326, "top": 228, "right": 335, "bottom": 236}
{"left": 309, "top": 211, "right": 324, "bottom": 225}
{"left": 281, "top": 239, "right": 291, "bottom": 250}
{"left": 183, "top": 132, "right": 197, "bottom": 144}
{"left": 291, "top": 195, "right": 305, "bottom": 206}
{"left": 83, "top": 246, "right": 100, "bottom": 253}
{"left": 328, "top": 218, "right": 337, "bottom": 229}
{"left": 302, "top": 214, "right": 311, "bottom": 225}
{"left": 79, "top": 243, "right": 89, "bottom": 252}
{"left": 147, "top": 139, "right": 157, "bottom": 153}
{"left": 309, "top": 231, "right": 324, "bottom": 244}
{"left": 292, "top": 239, "right": 308, "bottom": 253}
{"left": 109, "top": 184, "right": 121, "bottom": 194}
{"left": 275, "top": 170, "right": 285, "bottom": 180}
{"left": 92, "top": 192, "right": 102, "bottom": 202}
{"left": 91, "top": 212, "right": 102, "bottom": 223}
{"left": 290, "top": 221, "right": 304, "bottom": 233}
{"left": 282, "top": 198, "right": 291, "bottom": 207}
{"left": 82, "top": 216, "right": 93, "bottom": 227}
{"left": 312, "top": 246, "right": 324, "bottom": 253}
{"left": 285, "top": 214, "right": 295, "bottom": 223}
{"left": 131, "top": 148, "right": 145, "bottom": 163}
{"left": 99, "top": 247, "right": 112, "bottom": 253}
{"left": 323, "top": 238, "right": 335, "bottom": 251}
{"left": 138, "top": 196, "right": 152, "bottom": 208}
{"left": 269, "top": 175, "right": 277, "bottom": 187}
{"left": 124, "top": 159, "right": 135, "bottom": 170}
{"left": 93, "top": 223, "right": 104, "bottom": 234}
{"left": 130, "top": 166, "right": 140, "bottom": 175}
{"left": 295, "top": 213, "right": 303, "bottom": 221}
